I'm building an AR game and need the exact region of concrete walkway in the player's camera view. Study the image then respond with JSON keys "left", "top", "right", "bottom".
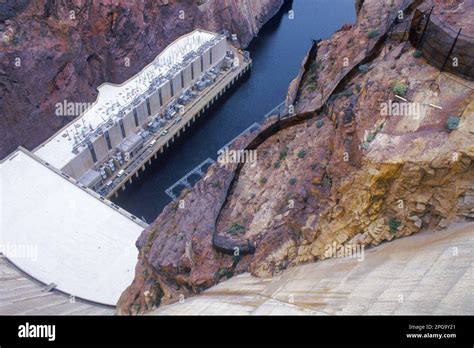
{"left": 0, "top": 255, "right": 114, "bottom": 315}
{"left": 152, "top": 222, "right": 473, "bottom": 315}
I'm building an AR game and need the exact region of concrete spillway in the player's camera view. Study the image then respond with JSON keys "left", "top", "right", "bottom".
{"left": 0, "top": 255, "right": 114, "bottom": 315}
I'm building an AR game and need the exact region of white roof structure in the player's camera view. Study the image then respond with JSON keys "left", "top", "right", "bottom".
{"left": 34, "top": 29, "right": 219, "bottom": 169}
{"left": 0, "top": 149, "right": 143, "bottom": 306}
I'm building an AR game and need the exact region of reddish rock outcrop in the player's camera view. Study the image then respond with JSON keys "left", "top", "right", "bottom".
{"left": 0, "top": 0, "right": 284, "bottom": 158}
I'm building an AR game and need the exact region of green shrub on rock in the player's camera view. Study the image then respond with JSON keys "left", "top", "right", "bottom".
{"left": 392, "top": 81, "right": 407, "bottom": 97}
{"left": 358, "top": 64, "right": 370, "bottom": 73}
{"left": 446, "top": 116, "right": 460, "bottom": 132}
{"left": 279, "top": 146, "right": 289, "bottom": 161}
{"left": 366, "top": 133, "right": 376, "bottom": 143}
{"left": 228, "top": 222, "right": 245, "bottom": 235}
{"left": 389, "top": 217, "right": 401, "bottom": 234}
{"left": 412, "top": 50, "right": 423, "bottom": 58}
{"left": 367, "top": 29, "right": 379, "bottom": 39}
{"left": 297, "top": 150, "right": 306, "bottom": 158}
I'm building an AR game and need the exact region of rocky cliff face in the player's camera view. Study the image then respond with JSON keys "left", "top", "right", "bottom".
{"left": 0, "top": 0, "right": 284, "bottom": 158}
{"left": 117, "top": 0, "right": 473, "bottom": 314}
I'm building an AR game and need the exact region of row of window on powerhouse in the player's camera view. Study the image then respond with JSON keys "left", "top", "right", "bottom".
{"left": 87, "top": 61, "right": 227, "bottom": 166}
{"left": 70, "top": 46, "right": 230, "bottom": 182}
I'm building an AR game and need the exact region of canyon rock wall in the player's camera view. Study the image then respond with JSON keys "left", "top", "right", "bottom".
{"left": 0, "top": 0, "right": 284, "bottom": 158}
{"left": 117, "top": 0, "right": 473, "bottom": 314}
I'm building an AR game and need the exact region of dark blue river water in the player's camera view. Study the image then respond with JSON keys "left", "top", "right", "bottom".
{"left": 112, "top": 0, "right": 356, "bottom": 222}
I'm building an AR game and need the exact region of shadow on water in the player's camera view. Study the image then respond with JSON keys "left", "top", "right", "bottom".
{"left": 112, "top": 0, "right": 356, "bottom": 222}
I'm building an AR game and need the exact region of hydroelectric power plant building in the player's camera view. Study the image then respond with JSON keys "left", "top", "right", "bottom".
{"left": 35, "top": 29, "right": 230, "bottom": 193}
{"left": 0, "top": 29, "right": 250, "bottom": 309}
